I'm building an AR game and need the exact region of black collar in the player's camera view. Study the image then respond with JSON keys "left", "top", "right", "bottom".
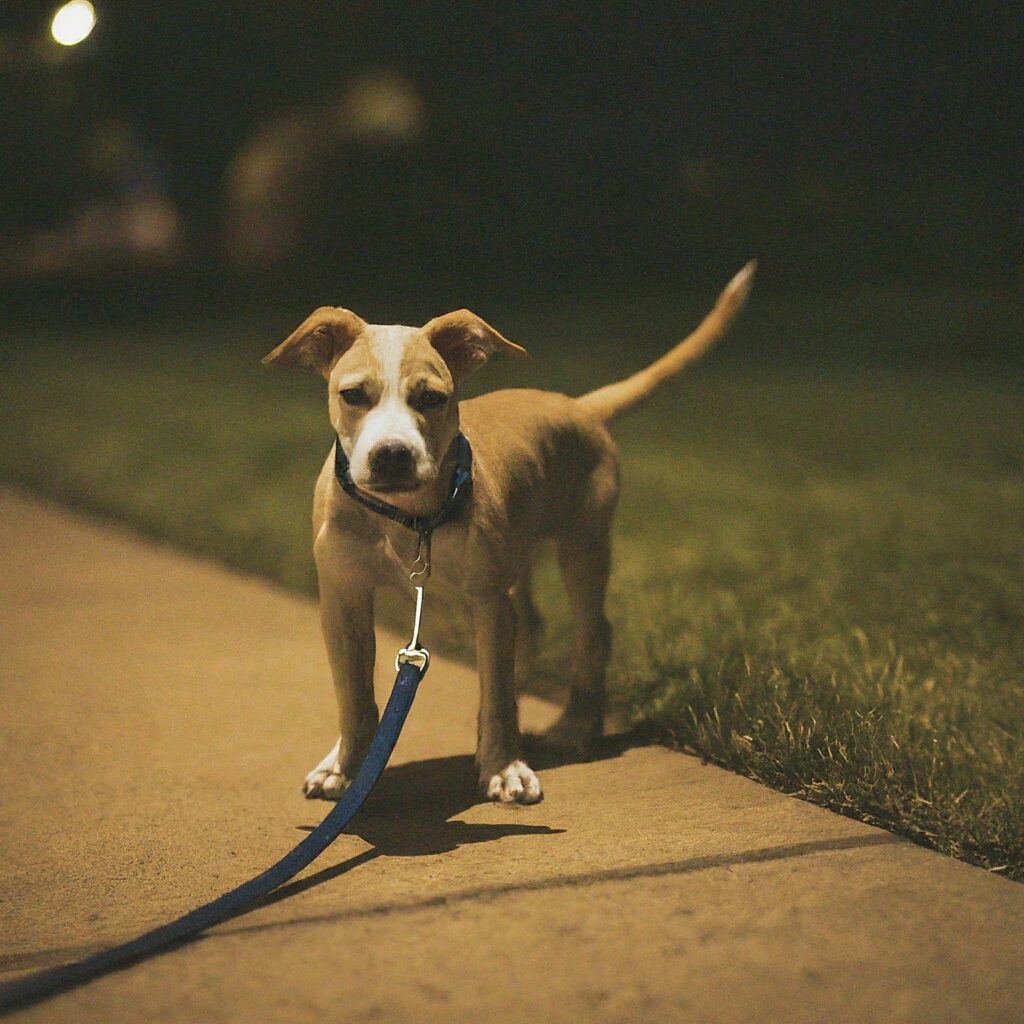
{"left": 333, "top": 432, "right": 472, "bottom": 539}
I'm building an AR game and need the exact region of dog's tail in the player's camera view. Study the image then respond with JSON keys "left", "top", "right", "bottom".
{"left": 576, "top": 261, "right": 756, "bottom": 424}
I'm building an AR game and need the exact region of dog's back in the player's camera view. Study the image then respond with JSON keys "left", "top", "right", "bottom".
{"left": 460, "top": 388, "right": 619, "bottom": 543}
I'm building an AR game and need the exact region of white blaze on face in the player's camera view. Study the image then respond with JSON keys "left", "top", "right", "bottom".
{"left": 346, "top": 325, "right": 434, "bottom": 486}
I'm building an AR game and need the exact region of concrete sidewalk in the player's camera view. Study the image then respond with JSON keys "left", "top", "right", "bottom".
{"left": 1, "top": 488, "right": 1021, "bottom": 1023}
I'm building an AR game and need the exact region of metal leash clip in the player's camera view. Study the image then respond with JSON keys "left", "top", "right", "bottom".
{"left": 395, "top": 581, "right": 430, "bottom": 672}
{"left": 409, "top": 529, "right": 431, "bottom": 581}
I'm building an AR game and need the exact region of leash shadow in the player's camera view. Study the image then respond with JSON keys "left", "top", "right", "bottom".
{"left": 0, "top": 737, "right": 641, "bottom": 985}
{"left": 228, "top": 752, "right": 563, "bottom": 922}
{"left": 251, "top": 732, "right": 644, "bottom": 915}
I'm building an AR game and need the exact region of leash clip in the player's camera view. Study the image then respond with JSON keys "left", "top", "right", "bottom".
{"left": 395, "top": 583, "right": 430, "bottom": 673}
{"left": 409, "top": 530, "right": 432, "bottom": 581}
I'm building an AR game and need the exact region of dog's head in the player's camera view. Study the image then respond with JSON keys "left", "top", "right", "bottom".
{"left": 263, "top": 308, "right": 526, "bottom": 499}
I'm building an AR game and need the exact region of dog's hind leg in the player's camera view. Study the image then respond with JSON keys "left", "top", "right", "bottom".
{"left": 545, "top": 471, "right": 617, "bottom": 756}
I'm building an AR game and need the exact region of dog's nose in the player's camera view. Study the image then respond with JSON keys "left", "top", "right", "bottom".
{"left": 369, "top": 442, "right": 415, "bottom": 480}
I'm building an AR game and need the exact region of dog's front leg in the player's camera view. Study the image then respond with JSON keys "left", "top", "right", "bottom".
{"left": 303, "top": 577, "right": 378, "bottom": 800}
{"left": 472, "top": 591, "right": 542, "bottom": 804}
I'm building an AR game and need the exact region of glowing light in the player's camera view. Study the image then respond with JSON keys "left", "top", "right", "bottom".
{"left": 51, "top": 1, "right": 96, "bottom": 47}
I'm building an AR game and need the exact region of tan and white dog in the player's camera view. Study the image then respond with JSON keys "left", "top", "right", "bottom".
{"left": 263, "top": 263, "right": 754, "bottom": 804}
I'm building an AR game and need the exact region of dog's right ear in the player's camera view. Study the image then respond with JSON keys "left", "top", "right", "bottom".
{"left": 262, "top": 307, "right": 366, "bottom": 380}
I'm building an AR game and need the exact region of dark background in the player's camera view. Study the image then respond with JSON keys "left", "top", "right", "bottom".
{"left": 2, "top": 1, "right": 1021, "bottom": 324}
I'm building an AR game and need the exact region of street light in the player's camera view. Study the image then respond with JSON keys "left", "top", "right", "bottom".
{"left": 50, "top": 1, "right": 96, "bottom": 47}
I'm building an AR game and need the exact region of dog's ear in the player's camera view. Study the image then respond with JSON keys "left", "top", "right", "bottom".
{"left": 422, "top": 309, "right": 528, "bottom": 385}
{"left": 262, "top": 307, "right": 366, "bottom": 380}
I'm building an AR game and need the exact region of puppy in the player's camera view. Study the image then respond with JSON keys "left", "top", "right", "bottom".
{"left": 263, "top": 263, "right": 754, "bottom": 804}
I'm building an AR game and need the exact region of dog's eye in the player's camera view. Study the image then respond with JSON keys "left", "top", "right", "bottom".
{"left": 415, "top": 389, "right": 449, "bottom": 411}
{"left": 339, "top": 387, "right": 372, "bottom": 408}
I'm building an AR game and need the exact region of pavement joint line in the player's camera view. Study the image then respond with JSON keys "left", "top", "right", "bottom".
{"left": 217, "top": 831, "right": 903, "bottom": 934}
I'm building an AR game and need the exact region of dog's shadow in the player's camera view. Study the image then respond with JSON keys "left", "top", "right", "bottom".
{"left": 346, "top": 726, "right": 649, "bottom": 855}
{"left": 249, "top": 728, "right": 647, "bottom": 915}
{"left": 342, "top": 753, "right": 552, "bottom": 856}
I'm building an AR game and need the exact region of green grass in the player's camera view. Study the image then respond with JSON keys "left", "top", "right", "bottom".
{"left": 1, "top": 282, "right": 1021, "bottom": 878}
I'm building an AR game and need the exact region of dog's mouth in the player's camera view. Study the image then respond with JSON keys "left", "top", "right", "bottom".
{"left": 360, "top": 467, "right": 436, "bottom": 497}
{"left": 364, "top": 480, "right": 422, "bottom": 495}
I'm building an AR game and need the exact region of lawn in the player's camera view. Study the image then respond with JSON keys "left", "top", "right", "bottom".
{"left": 1, "top": 279, "right": 1021, "bottom": 878}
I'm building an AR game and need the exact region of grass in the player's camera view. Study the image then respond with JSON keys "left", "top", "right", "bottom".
{"left": 1, "top": 280, "right": 1021, "bottom": 878}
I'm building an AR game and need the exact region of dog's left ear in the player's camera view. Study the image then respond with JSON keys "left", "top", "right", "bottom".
{"left": 422, "top": 309, "right": 528, "bottom": 385}
{"left": 262, "top": 307, "right": 366, "bottom": 380}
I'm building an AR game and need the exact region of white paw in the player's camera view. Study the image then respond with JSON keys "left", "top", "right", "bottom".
{"left": 486, "top": 760, "right": 543, "bottom": 805}
{"left": 303, "top": 766, "right": 352, "bottom": 800}
{"left": 303, "top": 740, "right": 352, "bottom": 800}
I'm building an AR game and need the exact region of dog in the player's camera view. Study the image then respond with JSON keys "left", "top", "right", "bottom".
{"left": 263, "top": 263, "right": 754, "bottom": 804}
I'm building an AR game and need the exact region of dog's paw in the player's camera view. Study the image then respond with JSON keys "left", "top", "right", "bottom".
{"left": 484, "top": 760, "right": 543, "bottom": 805}
{"left": 303, "top": 765, "right": 352, "bottom": 800}
{"left": 303, "top": 740, "right": 354, "bottom": 800}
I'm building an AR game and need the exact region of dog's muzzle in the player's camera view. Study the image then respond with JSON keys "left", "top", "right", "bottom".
{"left": 367, "top": 442, "right": 418, "bottom": 491}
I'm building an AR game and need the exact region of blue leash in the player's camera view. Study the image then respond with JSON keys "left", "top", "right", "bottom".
{"left": 1, "top": 433, "right": 470, "bottom": 1014}
{"left": 0, "top": 657, "right": 427, "bottom": 1014}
